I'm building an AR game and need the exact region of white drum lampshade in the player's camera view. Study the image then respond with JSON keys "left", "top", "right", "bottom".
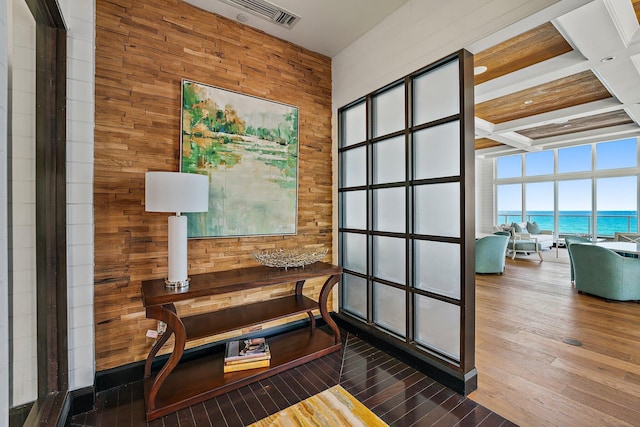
{"left": 145, "top": 172, "right": 209, "bottom": 288}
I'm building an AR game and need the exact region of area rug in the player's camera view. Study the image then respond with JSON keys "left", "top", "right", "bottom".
{"left": 540, "top": 247, "right": 570, "bottom": 264}
{"left": 248, "top": 385, "right": 388, "bottom": 427}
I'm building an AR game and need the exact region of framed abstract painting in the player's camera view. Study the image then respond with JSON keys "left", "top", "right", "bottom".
{"left": 180, "top": 79, "right": 299, "bottom": 238}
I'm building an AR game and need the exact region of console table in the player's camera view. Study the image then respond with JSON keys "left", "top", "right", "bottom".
{"left": 141, "top": 261, "right": 343, "bottom": 421}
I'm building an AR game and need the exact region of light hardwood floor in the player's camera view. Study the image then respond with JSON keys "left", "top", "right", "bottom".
{"left": 470, "top": 249, "right": 640, "bottom": 426}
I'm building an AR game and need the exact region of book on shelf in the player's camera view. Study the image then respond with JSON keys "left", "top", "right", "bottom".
{"left": 223, "top": 357, "right": 270, "bottom": 373}
{"left": 224, "top": 337, "right": 271, "bottom": 367}
{"left": 224, "top": 350, "right": 271, "bottom": 365}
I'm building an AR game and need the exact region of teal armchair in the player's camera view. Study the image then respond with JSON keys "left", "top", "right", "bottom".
{"left": 476, "top": 234, "right": 509, "bottom": 274}
{"left": 565, "top": 235, "right": 592, "bottom": 282}
{"left": 571, "top": 244, "right": 640, "bottom": 301}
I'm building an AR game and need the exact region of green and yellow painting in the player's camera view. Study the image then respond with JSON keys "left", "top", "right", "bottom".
{"left": 180, "top": 80, "right": 298, "bottom": 238}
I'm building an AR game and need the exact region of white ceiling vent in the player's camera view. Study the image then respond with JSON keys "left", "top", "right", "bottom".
{"left": 220, "top": 0, "right": 300, "bottom": 29}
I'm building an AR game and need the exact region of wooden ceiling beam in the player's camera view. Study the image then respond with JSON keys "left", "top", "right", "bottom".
{"left": 473, "top": 0, "right": 640, "bottom": 156}
{"left": 475, "top": 51, "right": 589, "bottom": 104}
{"left": 477, "top": 123, "right": 640, "bottom": 158}
{"left": 533, "top": 123, "right": 640, "bottom": 149}
{"left": 477, "top": 71, "right": 611, "bottom": 124}
{"left": 491, "top": 98, "right": 624, "bottom": 133}
{"left": 466, "top": 0, "right": 593, "bottom": 54}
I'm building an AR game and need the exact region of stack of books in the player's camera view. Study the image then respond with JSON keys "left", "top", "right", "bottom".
{"left": 223, "top": 337, "right": 271, "bottom": 373}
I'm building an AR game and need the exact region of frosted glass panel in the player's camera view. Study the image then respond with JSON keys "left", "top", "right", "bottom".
{"left": 374, "top": 187, "right": 405, "bottom": 233}
{"left": 414, "top": 60, "right": 459, "bottom": 125}
{"left": 373, "top": 84, "right": 404, "bottom": 137}
{"left": 343, "top": 191, "right": 366, "bottom": 230}
{"left": 342, "top": 146, "right": 366, "bottom": 187}
{"left": 373, "top": 236, "right": 405, "bottom": 284}
{"left": 374, "top": 136, "right": 405, "bottom": 184}
{"left": 415, "top": 295, "right": 460, "bottom": 360}
{"left": 414, "top": 121, "right": 460, "bottom": 180}
{"left": 414, "top": 183, "right": 460, "bottom": 237}
{"left": 342, "top": 102, "right": 366, "bottom": 147}
{"left": 373, "top": 283, "right": 406, "bottom": 337}
{"left": 414, "top": 240, "right": 461, "bottom": 299}
{"left": 343, "top": 274, "right": 367, "bottom": 318}
{"left": 342, "top": 232, "right": 367, "bottom": 274}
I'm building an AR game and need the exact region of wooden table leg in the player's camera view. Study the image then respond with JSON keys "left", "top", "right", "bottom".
{"left": 319, "top": 274, "right": 341, "bottom": 344}
{"left": 305, "top": 310, "right": 316, "bottom": 330}
{"left": 144, "top": 304, "right": 187, "bottom": 413}
{"left": 144, "top": 304, "right": 175, "bottom": 378}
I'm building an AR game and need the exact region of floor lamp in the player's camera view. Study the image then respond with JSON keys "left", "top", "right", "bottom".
{"left": 145, "top": 171, "right": 209, "bottom": 289}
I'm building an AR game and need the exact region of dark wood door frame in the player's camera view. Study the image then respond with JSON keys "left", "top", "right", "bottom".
{"left": 22, "top": 0, "right": 69, "bottom": 425}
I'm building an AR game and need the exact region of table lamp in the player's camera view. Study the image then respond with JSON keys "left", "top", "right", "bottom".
{"left": 145, "top": 171, "right": 209, "bottom": 289}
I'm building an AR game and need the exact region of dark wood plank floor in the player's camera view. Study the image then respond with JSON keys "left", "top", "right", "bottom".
{"left": 69, "top": 332, "right": 515, "bottom": 426}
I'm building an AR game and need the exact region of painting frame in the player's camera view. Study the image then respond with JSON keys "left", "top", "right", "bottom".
{"left": 180, "top": 79, "right": 299, "bottom": 238}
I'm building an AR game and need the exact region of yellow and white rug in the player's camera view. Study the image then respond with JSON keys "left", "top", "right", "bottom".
{"left": 248, "top": 385, "right": 388, "bottom": 427}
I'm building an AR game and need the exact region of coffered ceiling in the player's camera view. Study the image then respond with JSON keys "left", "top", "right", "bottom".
{"left": 472, "top": 0, "right": 640, "bottom": 157}
{"left": 183, "top": 0, "right": 640, "bottom": 158}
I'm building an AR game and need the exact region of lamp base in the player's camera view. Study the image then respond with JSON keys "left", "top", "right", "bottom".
{"left": 164, "top": 278, "right": 190, "bottom": 290}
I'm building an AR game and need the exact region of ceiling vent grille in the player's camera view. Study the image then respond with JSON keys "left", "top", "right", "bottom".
{"left": 220, "top": 0, "right": 300, "bottom": 29}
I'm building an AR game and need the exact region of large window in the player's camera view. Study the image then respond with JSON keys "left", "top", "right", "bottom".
{"left": 497, "top": 184, "right": 522, "bottom": 224}
{"left": 338, "top": 51, "right": 476, "bottom": 394}
{"left": 597, "top": 176, "right": 638, "bottom": 234}
{"left": 495, "top": 138, "right": 639, "bottom": 238}
{"left": 558, "top": 180, "right": 592, "bottom": 235}
{"left": 526, "top": 182, "right": 554, "bottom": 231}
{"left": 496, "top": 155, "right": 521, "bottom": 179}
{"left": 596, "top": 138, "right": 636, "bottom": 170}
{"left": 525, "top": 151, "right": 553, "bottom": 176}
{"left": 558, "top": 144, "right": 591, "bottom": 173}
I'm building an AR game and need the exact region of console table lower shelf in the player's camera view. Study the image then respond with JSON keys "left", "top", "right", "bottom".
{"left": 143, "top": 327, "right": 340, "bottom": 421}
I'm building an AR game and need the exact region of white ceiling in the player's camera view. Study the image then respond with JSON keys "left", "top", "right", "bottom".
{"left": 470, "top": 0, "right": 640, "bottom": 158}
{"left": 183, "top": 0, "right": 411, "bottom": 57}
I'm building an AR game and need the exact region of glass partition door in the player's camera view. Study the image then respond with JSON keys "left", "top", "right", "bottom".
{"left": 338, "top": 50, "right": 476, "bottom": 393}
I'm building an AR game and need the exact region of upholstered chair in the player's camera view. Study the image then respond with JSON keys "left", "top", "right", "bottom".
{"left": 564, "top": 235, "right": 592, "bottom": 282}
{"left": 475, "top": 234, "right": 510, "bottom": 274}
{"left": 571, "top": 244, "right": 640, "bottom": 301}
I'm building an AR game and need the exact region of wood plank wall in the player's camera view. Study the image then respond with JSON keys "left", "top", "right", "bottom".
{"left": 94, "top": 0, "right": 332, "bottom": 371}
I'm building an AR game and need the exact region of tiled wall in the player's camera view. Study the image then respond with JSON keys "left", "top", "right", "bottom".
{"left": 59, "top": 0, "right": 96, "bottom": 391}
{"left": 475, "top": 158, "right": 495, "bottom": 233}
{"left": 8, "top": 0, "right": 37, "bottom": 406}
{"left": 6, "top": 0, "right": 95, "bottom": 405}
{"left": 0, "top": 0, "right": 9, "bottom": 421}
{"left": 4, "top": 0, "right": 96, "bottom": 406}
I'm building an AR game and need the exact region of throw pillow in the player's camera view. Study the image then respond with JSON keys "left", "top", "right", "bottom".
{"left": 501, "top": 226, "right": 514, "bottom": 236}
{"left": 527, "top": 221, "right": 541, "bottom": 234}
{"left": 511, "top": 222, "right": 522, "bottom": 232}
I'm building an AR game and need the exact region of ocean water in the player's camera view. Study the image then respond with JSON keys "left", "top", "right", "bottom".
{"left": 497, "top": 211, "right": 638, "bottom": 237}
